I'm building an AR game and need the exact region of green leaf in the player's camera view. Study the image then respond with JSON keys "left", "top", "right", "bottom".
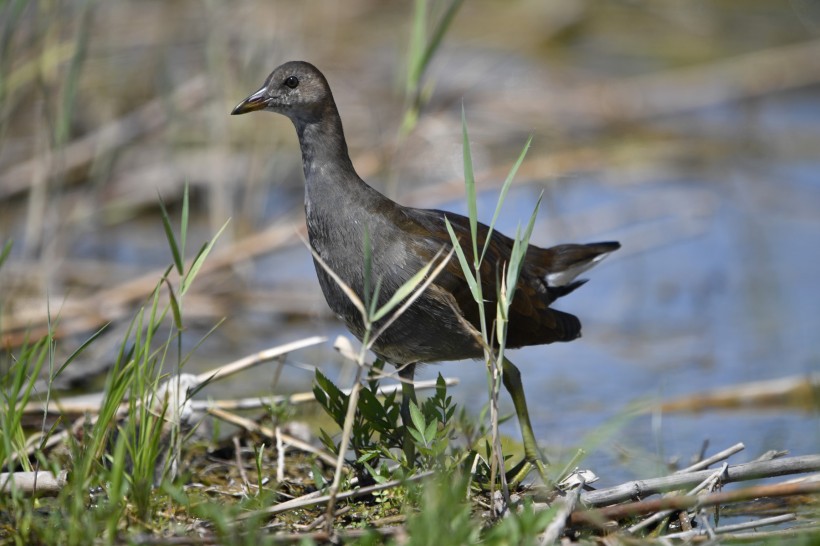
{"left": 461, "top": 104, "right": 478, "bottom": 259}
{"left": 444, "top": 217, "right": 478, "bottom": 299}
{"left": 406, "top": 0, "right": 427, "bottom": 95}
{"left": 424, "top": 420, "right": 437, "bottom": 444}
{"left": 55, "top": 322, "right": 109, "bottom": 377}
{"left": 505, "top": 193, "right": 542, "bottom": 306}
{"left": 181, "top": 219, "right": 229, "bottom": 296}
{"left": 0, "top": 239, "right": 12, "bottom": 269}
{"left": 408, "top": 428, "right": 426, "bottom": 446}
{"left": 409, "top": 401, "right": 427, "bottom": 436}
{"left": 157, "top": 193, "right": 183, "bottom": 276}
{"left": 165, "top": 278, "right": 183, "bottom": 330}
{"left": 180, "top": 183, "right": 189, "bottom": 260}
{"left": 419, "top": 0, "right": 464, "bottom": 83}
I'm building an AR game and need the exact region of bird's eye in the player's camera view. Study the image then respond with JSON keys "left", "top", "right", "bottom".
{"left": 284, "top": 76, "right": 299, "bottom": 89}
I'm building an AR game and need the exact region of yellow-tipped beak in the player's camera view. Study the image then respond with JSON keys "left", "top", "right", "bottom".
{"left": 231, "top": 87, "right": 268, "bottom": 115}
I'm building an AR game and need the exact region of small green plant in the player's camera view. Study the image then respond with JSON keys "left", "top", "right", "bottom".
{"left": 314, "top": 371, "right": 459, "bottom": 480}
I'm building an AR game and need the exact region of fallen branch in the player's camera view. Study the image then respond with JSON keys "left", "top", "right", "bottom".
{"left": 578, "top": 454, "right": 820, "bottom": 507}
{"left": 571, "top": 479, "right": 820, "bottom": 526}
{"left": 0, "top": 471, "right": 69, "bottom": 495}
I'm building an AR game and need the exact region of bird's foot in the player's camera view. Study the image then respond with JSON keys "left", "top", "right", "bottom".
{"left": 505, "top": 457, "right": 552, "bottom": 489}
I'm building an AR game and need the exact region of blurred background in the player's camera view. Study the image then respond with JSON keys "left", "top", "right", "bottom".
{"left": 1, "top": 0, "right": 818, "bottom": 483}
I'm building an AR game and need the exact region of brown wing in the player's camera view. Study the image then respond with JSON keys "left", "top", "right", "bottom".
{"left": 398, "top": 207, "right": 617, "bottom": 348}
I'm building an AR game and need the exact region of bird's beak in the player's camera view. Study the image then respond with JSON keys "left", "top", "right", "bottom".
{"left": 231, "top": 86, "right": 269, "bottom": 115}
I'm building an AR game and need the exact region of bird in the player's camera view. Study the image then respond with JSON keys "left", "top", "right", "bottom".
{"left": 231, "top": 61, "right": 619, "bottom": 481}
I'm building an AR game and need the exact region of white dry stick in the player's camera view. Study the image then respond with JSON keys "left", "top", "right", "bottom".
{"left": 675, "top": 443, "right": 744, "bottom": 474}
{"left": 195, "top": 336, "right": 326, "bottom": 385}
{"left": 539, "top": 477, "right": 586, "bottom": 545}
{"left": 275, "top": 426, "right": 285, "bottom": 484}
{"left": 0, "top": 471, "right": 68, "bottom": 494}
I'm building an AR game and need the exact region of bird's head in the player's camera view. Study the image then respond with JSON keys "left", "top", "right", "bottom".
{"left": 231, "top": 61, "right": 333, "bottom": 125}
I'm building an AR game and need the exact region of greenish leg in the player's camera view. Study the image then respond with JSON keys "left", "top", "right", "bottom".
{"left": 398, "top": 362, "right": 417, "bottom": 465}
{"left": 502, "top": 357, "right": 550, "bottom": 485}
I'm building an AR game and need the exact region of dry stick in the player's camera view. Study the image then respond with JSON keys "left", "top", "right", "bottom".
{"left": 0, "top": 471, "right": 68, "bottom": 495}
{"left": 675, "top": 443, "right": 744, "bottom": 474}
{"left": 299, "top": 244, "right": 369, "bottom": 532}
{"left": 627, "top": 463, "right": 728, "bottom": 534}
{"left": 24, "top": 336, "right": 329, "bottom": 416}
{"left": 539, "top": 477, "right": 586, "bottom": 545}
{"left": 206, "top": 406, "right": 337, "bottom": 468}
{"left": 0, "top": 75, "right": 209, "bottom": 200}
{"left": 24, "top": 377, "right": 455, "bottom": 416}
{"left": 578, "top": 454, "right": 820, "bottom": 507}
{"left": 324, "top": 366, "right": 364, "bottom": 532}
{"left": 232, "top": 436, "right": 252, "bottom": 496}
{"left": 623, "top": 447, "right": 743, "bottom": 535}
{"left": 193, "top": 336, "right": 326, "bottom": 385}
{"left": 663, "top": 513, "right": 797, "bottom": 540}
{"left": 275, "top": 427, "right": 285, "bottom": 484}
{"left": 716, "top": 525, "right": 820, "bottom": 543}
{"left": 302, "top": 506, "right": 352, "bottom": 533}
{"left": 236, "top": 470, "right": 435, "bottom": 521}
{"left": 571, "top": 479, "right": 820, "bottom": 526}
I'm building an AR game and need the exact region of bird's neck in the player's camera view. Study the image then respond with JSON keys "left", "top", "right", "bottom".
{"left": 294, "top": 104, "right": 358, "bottom": 187}
{"left": 294, "top": 102, "right": 389, "bottom": 223}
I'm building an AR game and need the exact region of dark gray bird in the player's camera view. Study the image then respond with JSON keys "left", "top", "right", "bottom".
{"left": 232, "top": 61, "right": 619, "bottom": 479}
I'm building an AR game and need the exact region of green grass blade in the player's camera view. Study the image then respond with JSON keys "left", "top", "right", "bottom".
{"left": 505, "top": 193, "right": 542, "bottom": 308}
{"left": 158, "top": 193, "right": 184, "bottom": 276}
{"left": 419, "top": 0, "right": 464, "bottom": 76}
{"left": 55, "top": 322, "right": 110, "bottom": 377}
{"left": 461, "top": 105, "right": 478, "bottom": 259}
{"left": 180, "top": 183, "right": 189, "bottom": 260}
{"left": 406, "top": 0, "right": 427, "bottom": 96}
{"left": 55, "top": 0, "right": 93, "bottom": 146}
{"left": 165, "top": 278, "right": 183, "bottom": 330}
{"left": 181, "top": 218, "right": 229, "bottom": 295}
{"left": 0, "top": 239, "right": 12, "bottom": 269}
{"left": 444, "top": 217, "right": 478, "bottom": 299}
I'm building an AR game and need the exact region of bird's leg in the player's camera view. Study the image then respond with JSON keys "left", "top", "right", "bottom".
{"left": 502, "top": 357, "right": 551, "bottom": 486}
{"left": 398, "top": 362, "right": 417, "bottom": 465}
